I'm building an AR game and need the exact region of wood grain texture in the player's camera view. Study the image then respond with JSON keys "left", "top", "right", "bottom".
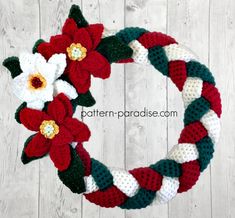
{"left": 0, "top": 1, "right": 40, "bottom": 218}
{"left": 210, "top": 1, "right": 235, "bottom": 218}
{"left": 0, "top": 0, "right": 234, "bottom": 218}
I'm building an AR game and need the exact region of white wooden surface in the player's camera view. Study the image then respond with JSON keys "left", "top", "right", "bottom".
{"left": 0, "top": 0, "right": 234, "bottom": 218}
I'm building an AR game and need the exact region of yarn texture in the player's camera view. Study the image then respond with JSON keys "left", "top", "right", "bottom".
{"left": 3, "top": 4, "right": 222, "bottom": 210}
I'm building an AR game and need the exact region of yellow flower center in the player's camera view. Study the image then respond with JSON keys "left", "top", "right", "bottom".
{"left": 28, "top": 72, "right": 47, "bottom": 90}
{"left": 39, "top": 120, "right": 59, "bottom": 139}
{"left": 67, "top": 43, "right": 87, "bottom": 61}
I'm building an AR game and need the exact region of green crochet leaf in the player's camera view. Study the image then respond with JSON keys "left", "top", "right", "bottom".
{"left": 184, "top": 97, "right": 211, "bottom": 126}
{"left": 15, "top": 102, "right": 27, "bottom": 124}
{"left": 119, "top": 188, "right": 156, "bottom": 209}
{"left": 91, "top": 158, "right": 113, "bottom": 190}
{"left": 3, "top": 56, "right": 22, "bottom": 78}
{"left": 58, "top": 148, "right": 86, "bottom": 194}
{"left": 71, "top": 90, "right": 96, "bottom": 111}
{"left": 116, "top": 27, "right": 148, "bottom": 44}
{"left": 148, "top": 46, "right": 169, "bottom": 76}
{"left": 68, "top": 4, "right": 89, "bottom": 27}
{"left": 96, "top": 36, "right": 133, "bottom": 63}
{"left": 32, "top": 39, "right": 45, "bottom": 53}
{"left": 150, "top": 159, "right": 182, "bottom": 177}
{"left": 21, "top": 134, "right": 47, "bottom": 164}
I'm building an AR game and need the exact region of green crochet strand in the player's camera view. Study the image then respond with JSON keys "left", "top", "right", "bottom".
{"left": 150, "top": 159, "right": 182, "bottom": 177}
{"left": 196, "top": 136, "right": 214, "bottom": 172}
{"left": 186, "top": 61, "right": 215, "bottom": 85}
{"left": 91, "top": 158, "right": 113, "bottom": 190}
{"left": 119, "top": 188, "right": 156, "bottom": 209}
{"left": 116, "top": 27, "right": 148, "bottom": 44}
{"left": 148, "top": 46, "right": 169, "bottom": 76}
{"left": 184, "top": 97, "right": 211, "bottom": 125}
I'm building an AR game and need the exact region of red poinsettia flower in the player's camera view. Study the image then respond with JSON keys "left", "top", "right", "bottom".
{"left": 37, "top": 18, "right": 111, "bottom": 93}
{"left": 19, "top": 93, "right": 90, "bottom": 171}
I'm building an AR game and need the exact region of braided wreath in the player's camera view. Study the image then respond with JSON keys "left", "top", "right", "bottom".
{"left": 3, "top": 5, "right": 222, "bottom": 209}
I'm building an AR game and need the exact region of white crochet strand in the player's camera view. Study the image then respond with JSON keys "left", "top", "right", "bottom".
{"left": 84, "top": 169, "right": 140, "bottom": 197}
{"left": 84, "top": 175, "right": 99, "bottom": 194}
{"left": 48, "top": 53, "right": 67, "bottom": 78}
{"left": 102, "top": 28, "right": 117, "bottom": 38}
{"left": 111, "top": 169, "right": 139, "bottom": 197}
{"left": 164, "top": 44, "right": 197, "bottom": 62}
{"left": 129, "top": 40, "right": 150, "bottom": 64}
{"left": 167, "top": 143, "right": 199, "bottom": 163}
{"left": 182, "top": 77, "right": 203, "bottom": 108}
{"left": 155, "top": 177, "right": 179, "bottom": 204}
{"left": 201, "top": 109, "right": 221, "bottom": 144}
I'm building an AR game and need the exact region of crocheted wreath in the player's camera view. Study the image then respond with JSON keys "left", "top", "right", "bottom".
{"left": 3, "top": 5, "right": 222, "bottom": 209}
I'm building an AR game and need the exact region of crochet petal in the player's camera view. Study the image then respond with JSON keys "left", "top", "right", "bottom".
{"left": 48, "top": 53, "right": 67, "bottom": 78}
{"left": 19, "top": 52, "right": 37, "bottom": 74}
{"left": 27, "top": 100, "right": 45, "bottom": 110}
{"left": 62, "top": 18, "right": 78, "bottom": 39}
{"left": 68, "top": 62, "right": 91, "bottom": 93}
{"left": 49, "top": 141, "right": 71, "bottom": 171}
{"left": 87, "top": 24, "right": 104, "bottom": 49}
{"left": 50, "top": 34, "right": 72, "bottom": 54}
{"left": 73, "top": 28, "right": 92, "bottom": 51}
{"left": 20, "top": 108, "right": 50, "bottom": 131}
{"left": 37, "top": 84, "right": 54, "bottom": 102}
{"left": 34, "top": 53, "right": 47, "bottom": 66}
{"left": 24, "top": 133, "right": 51, "bottom": 157}
{"left": 52, "top": 125, "right": 73, "bottom": 146}
{"left": 47, "top": 95, "right": 67, "bottom": 124}
{"left": 80, "top": 51, "right": 111, "bottom": 79}
{"left": 36, "top": 62, "right": 57, "bottom": 84}
{"left": 37, "top": 42, "right": 56, "bottom": 60}
{"left": 13, "top": 73, "right": 37, "bottom": 102}
{"left": 53, "top": 80, "right": 78, "bottom": 100}
{"left": 56, "top": 93, "right": 73, "bottom": 117}
{"left": 64, "top": 117, "right": 91, "bottom": 142}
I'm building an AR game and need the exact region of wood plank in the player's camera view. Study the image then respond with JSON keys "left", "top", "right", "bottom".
{"left": 38, "top": 1, "right": 83, "bottom": 218}
{"left": 81, "top": 0, "right": 126, "bottom": 217}
{"left": 210, "top": 1, "right": 235, "bottom": 217}
{"left": 125, "top": 0, "right": 168, "bottom": 217}
{"left": 167, "top": 1, "right": 211, "bottom": 218}
{"left": 0, "top": 1, "right": 40, "bottom": 218}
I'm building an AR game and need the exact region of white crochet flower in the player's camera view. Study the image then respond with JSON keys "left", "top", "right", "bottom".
{"left": 13, "top": 52, "right": 78, "bottom": 110}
